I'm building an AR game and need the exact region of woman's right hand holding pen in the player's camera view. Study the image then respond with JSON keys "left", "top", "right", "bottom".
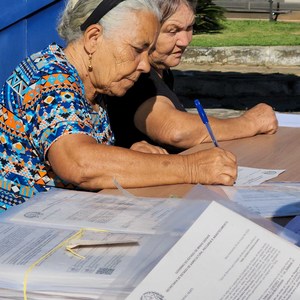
{"left": 184, "top": 147, "right": 237, "bottom": 186}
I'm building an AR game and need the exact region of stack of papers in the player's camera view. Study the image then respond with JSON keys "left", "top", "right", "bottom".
{"left": 1, "top": 188, "right": 300, "bottom": 299}
{"left": 126, "top": 201, "right": 300, "bottom": 300}
{"left": 0, "top": 221, "right": 178, "bottom": 299}
{"left": 0, "top": 189, "right": 210, "bottom": 299}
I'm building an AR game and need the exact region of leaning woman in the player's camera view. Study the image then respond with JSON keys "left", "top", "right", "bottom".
{"left": 0, "top": 0, "right": 237, "bottom": 211}
{"left": 106, "top": 0, "right": 278, "bottom": 153}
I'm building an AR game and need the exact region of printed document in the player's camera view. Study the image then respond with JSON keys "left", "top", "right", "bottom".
{"left": 2, "top": 189, "right": 207, "bottom": 234}
{"left": 220, "top": 182, "right": 300, "bottom": 217}
{"left": 0, "top": 222, "right": 178, "bottom": 297}
{"left": 235, "top": 166, "right": 285, "bottom": 186}
{"left": 126, "top": 201, "right": 300, "bottom": 300}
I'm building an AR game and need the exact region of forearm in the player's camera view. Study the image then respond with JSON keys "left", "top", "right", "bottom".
{"left": 144, "top": 113, "right": 253, "bottom": 149}
{"left": 208, "top": 115, "right": 257, "bottom": 141}
{"left": 77, "top": 145, "right": 190, "bottom": 189}
{"left": 171, "top": 114, "right": 262, "bottom": 148}
{"left": 208, "top": 103, "right": 278, "bottom": 141}
{"left": 48, "top": 133, "right": 238, "bottom": 189}
{"left": 147, "top": 110, "right": 275, "bottom": 149}
{"left": 48, "top": 137, "right": 189, "bottom": 190}
{"left": 136, "top": 97, "right": 277, "bottom": 150}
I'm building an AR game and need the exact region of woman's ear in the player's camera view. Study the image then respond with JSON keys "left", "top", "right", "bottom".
{"left": 83, "top": 24, "right": 103, "bottom": 54}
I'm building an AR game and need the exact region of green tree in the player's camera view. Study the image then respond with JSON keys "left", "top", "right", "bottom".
{"left": 194, "top": 0, "right": 225, "bottom": 33}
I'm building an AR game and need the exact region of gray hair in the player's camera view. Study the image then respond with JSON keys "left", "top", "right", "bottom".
{"left": 57, "top": 0, "right": 161, "bottom": 43}
{"left": 153, "top": 0, "right": 197, "bottom": 24}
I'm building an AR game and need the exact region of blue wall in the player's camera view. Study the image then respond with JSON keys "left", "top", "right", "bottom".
{"left": 0, "top": 0, "right": 65, "bottom": 86}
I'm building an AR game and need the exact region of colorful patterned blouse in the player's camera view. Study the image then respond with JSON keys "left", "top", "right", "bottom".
{"left": 0, "top": 43, "right": 114, "bottom": 211}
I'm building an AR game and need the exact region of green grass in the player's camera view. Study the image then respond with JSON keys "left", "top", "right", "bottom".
{"left": 191, "top": 20, "right": 300, "bottom": 47}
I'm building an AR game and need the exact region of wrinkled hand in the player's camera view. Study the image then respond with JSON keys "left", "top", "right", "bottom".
{"left": 243, "top": 103, "right": 278, "bottom": 135}
{"left": 185, "top": 147, "right": 237, "bottom": 186}
{"left": 130, "top": 140, "right": 168, "bottom": 154}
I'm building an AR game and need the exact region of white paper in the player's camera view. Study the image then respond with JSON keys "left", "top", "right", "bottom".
{"left": 276, "top": 112, "right": 300, "bottom": 128}
{"left": 185, "top": 184, "right": 300, "bottom": 247}
{"left": 0, "top": 224, "right": 135, "bottom": 285}
{"left": 0, "top": 222, "right": 178, "bottom": 296}
{"left": 220, "top": 183, "right": 300, "bottom": 217}
{"left": 2, "top": 189, "right": 206, "bottom": 235}
{"left": 126, "top": 201, "right": 300, "bottom": 300}
{"left": 235, "top": 166, "right": 285, "bottom": 186}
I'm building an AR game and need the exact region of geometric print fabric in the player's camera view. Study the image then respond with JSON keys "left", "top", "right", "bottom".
{"left": 0, "top": 43, "right": 114, "bottom": 211}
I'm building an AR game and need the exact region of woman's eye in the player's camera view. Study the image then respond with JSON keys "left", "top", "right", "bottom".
{"left": 134, "top": 47, "right": 144, "bottom": 54}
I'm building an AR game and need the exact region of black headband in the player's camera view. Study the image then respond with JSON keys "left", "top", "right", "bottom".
{"left": 80, "top": 0, "right": 125, "bottom": 31}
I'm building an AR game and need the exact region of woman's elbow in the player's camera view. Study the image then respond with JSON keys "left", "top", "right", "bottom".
{"left": 52, "top": 158, "right": 93, "bottom": 188}
{"left": 162, "top": 127, "right": 187, "bottom": 148}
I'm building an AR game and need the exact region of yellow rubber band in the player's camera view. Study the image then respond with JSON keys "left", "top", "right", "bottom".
{"left": 23, "top": 228, "right": 107, "bottom": 300}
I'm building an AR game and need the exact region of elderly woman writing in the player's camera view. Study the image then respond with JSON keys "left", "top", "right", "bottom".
{"left": 106, "top": 0, "right": 278, "bottom": 153}
{"left": 0, "top": 0, "right": 237, "bottom": 211}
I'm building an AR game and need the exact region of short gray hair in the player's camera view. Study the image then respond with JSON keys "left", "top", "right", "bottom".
{"left": 153, "top": 0, "right": 197, "bottom": 24}
{"left": 57, "top": 0, "right": 161, "bottom": 43}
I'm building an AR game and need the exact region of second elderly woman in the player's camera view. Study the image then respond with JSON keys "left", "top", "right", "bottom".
{"left": 0, "top": 0, "right": 237, "bottom": 211}
{"left": 106, "top": 0, "right": 278, "bottom": 153}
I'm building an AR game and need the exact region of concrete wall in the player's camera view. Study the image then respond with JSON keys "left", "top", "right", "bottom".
{"left": 286, "top": 1, "right": 300, "bottom": 3}
{"left": 213, "top": 0, "right": 300, "bottom": 10}
{"left": 181, "top": 46, "right": 300, "bottom": 67}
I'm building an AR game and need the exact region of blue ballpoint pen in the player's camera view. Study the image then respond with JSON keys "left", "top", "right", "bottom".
{"left": 194, "top": 99, "right": 219, "bottom": 147}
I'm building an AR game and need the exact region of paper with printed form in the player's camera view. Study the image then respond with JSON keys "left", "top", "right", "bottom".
{"left": 0, "top": 222, "right": 178, "bottom": 298}
{"left": 235, "top": 166, "right": 285, "bottom": 186}
{"left": 126, "top": 201, "right": 300, "bottom": 300}
{"left": 220, "top": 182, "right": 300, "bottom": 217}
{"left": 2, "top": 189, "right": 207, "bottom": 235}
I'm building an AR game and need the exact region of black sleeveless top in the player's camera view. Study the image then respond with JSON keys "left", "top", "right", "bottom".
{"left": 105, "top": 67, "right": 186, "bottom": 152}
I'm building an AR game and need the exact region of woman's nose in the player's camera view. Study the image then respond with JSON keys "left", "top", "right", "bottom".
{"left": 137, "top": 52, "right": 151, "bottom": 73}
{"left": 177, "top": 31, "right": 192, "bottom": 47}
